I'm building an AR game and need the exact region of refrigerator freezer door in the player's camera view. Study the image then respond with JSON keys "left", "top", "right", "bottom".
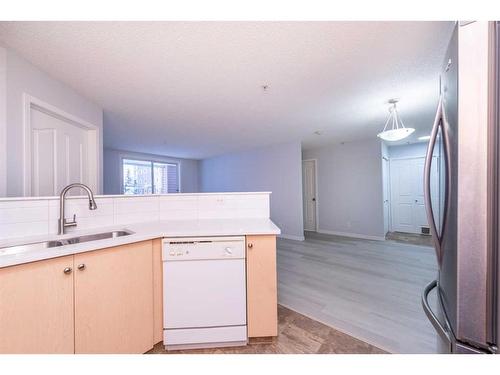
{"left": 456, "top": 21, "right": 496, "bottom": 348}
{"left": 421, "top": 23, "right": 459, "bottom": 344}
{"left": 423, "top": 21, "right": 498, "bottom": 354}
{"left": 438, "top": 22, "right": 459, "bottom": 339}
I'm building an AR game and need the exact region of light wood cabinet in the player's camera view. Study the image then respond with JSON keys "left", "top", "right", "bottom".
{"left": 246, "top": 235, "right": 278, "bottom": 337}
{"left": 0, "top": 255, "right": 75, "bottom": 353}
{"left": 152, "top": 238, "right": 163, "bottom": 344}
{"left": 0, "top": 241, "right": 154, "bottom": 354}
{"left": 0, "top": 233, "right": 278, "bottom": 352}
{"left": 74, "top": 240, "right": 154, "bottom": 354}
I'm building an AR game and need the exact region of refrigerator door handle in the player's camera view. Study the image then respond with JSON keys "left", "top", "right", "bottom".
{"left": 424, "top": 97, "right": 444, "bottom": 265}
{"left": 422, "top": 279, "right": 452, "bottom": 345}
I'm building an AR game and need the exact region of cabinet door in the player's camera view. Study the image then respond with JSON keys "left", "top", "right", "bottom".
{"left": 74, "top": 241, "right": 154, "bottom": 353}
{"left": 246, "top": 235, "right": 278, "bottom": 337}
{"left": 0, "top": 256, "right": 74, "bottom": 353}
{"left": 152, "top": 238, "right": 163, "bottom": 344}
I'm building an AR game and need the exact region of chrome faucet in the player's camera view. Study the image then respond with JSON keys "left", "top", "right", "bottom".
{"left": 58, "top": 183, "right": 98, "bottom": 235}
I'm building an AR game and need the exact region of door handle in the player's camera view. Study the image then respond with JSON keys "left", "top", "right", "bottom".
{"left": 312, "top": 198, "right": 316, "bottom": 202}
{"left": 422, "top": 280, "right": 452, "bottom": 347}
{"left": 424, "top": 97, "right": 444, "bottom": 266}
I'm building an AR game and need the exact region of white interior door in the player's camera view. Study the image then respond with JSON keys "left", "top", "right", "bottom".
{"left": 413, "top": 158, "right": 429, "bottom": 230}
{"left": 390, "top": 157, "right": 438, "bottom": 234}
{"left": 302, "top": 160, "right": 317, "bottom": 231}
{"left": 30, "top": 107, "right": 91, "bottom": 196}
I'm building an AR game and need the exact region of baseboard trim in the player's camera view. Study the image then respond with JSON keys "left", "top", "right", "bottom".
{"left": 278, "top": 234, "right": 305, "bottom": 241}
{"left": 316, "top": 229, "right": 385, "bottom": 241}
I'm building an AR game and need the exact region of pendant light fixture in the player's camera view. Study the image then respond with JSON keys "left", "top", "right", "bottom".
{"left": 377, "top": 99, "right": 415, "bottom": 142}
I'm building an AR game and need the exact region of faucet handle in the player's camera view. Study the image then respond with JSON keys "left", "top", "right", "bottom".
{"left": 64, "top": 214, "right": 77, "bottom": 227}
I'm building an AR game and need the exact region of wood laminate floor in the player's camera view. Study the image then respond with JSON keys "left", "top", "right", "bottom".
{"left": 148, "top": 305, "right": 386, "bottom": 354}
{"left": 277, "top": 232, "right": 439, "bottom": 354}
{"left": 385, "top": 231, "right": 433, "bottom": 247}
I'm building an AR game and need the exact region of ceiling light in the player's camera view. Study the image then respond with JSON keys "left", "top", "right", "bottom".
{"left": 377, "top": 99, "right": 415, "bottom": 142}
{"left": 418, "top": 135, "right": 431, "bottom": 141}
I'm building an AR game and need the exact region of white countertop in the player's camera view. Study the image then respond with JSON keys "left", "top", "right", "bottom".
{"left": 0, "top": 218, "right": 280, "bottom": 268}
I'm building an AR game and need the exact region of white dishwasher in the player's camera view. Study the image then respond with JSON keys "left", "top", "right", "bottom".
{"left": 162, "top": 236, "right": 247, "bottom": 350}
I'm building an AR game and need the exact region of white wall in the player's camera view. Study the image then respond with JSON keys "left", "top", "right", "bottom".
{"left": 103, "top": 148, "right": 199, "bottom": 194}
{"left": 303, "top": 139, "right": 386, "bottom": 240}
{"left": 2, "top": 46, "right": 104, "bottom": 197}
{"left": 198, "top": 141, "right": 304, "bottom": 240}
{"left": 388, "top": 142, "right": 428, "bottom": 159}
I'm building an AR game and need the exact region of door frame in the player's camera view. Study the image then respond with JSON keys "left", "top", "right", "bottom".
{"left": 382, "top": 156, "right": 392, "bottom": 233}
{"left": 22, "top": 94, "right": 100, "bottom": 196}
{"left": 302, "top": 158, "right": 319, "bottom": 232}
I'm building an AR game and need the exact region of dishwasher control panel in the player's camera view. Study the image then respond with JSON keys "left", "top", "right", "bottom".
{"left": 162, "top": 236, "right": 246, "bottom": 261}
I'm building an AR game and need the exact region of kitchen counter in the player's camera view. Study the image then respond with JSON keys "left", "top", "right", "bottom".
{"left": 0, "top": 218, "right": 281, "bottom": 268}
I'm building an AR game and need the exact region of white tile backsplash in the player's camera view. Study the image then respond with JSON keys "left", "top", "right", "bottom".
{"left": 0, "top": 200, "right": 48, "bottom": 209}
{"left": 114, "top": 196, "right": 159, "bottom": 215}
{"left": 197, "top": 195, "right": 233, "bottom": 219}
{"left": 159, "top": 196, "right": 198, "bottom": 221}
{"left": 0, "top": 200, "right": 50, "bottom": 238}
{"left": 0, "top": 193, "right": 271, "bottom": 240}
{"left": 48, "top": 197, "right": 116, "bottom": 235}
{"left": 0, "top": 221, "right": 49, "bottom": 239}
{"left": 0, "top": 205, "right": 49, "bottom": 224}
{"left": 114, "top": 211, "right": 159, "bottom": 226}
{"left": 236, "top": 194, "right": 269, "bottom": 211}
{"left": 48, "top": 197, "right": 114, "bottom": 219}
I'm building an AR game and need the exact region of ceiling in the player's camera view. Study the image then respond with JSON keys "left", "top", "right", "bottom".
{"left": 0, "top": 21, "right": 455, "bottom": 159}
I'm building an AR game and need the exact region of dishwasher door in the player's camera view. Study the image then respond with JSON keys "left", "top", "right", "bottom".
{"left": 163, "top": 258, "right": 247, "bottom": 328}
{"left": 162, "top": 237, "right": 247, "bottom": 349}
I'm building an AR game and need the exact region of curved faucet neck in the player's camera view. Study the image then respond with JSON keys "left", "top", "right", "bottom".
{"left": 58, "top": 183, "right": 97, "bottom": 235}
{"left": 60, "top": 183, "right": 94, "bottom": 198}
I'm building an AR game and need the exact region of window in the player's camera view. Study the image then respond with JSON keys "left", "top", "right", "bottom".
{"left": 122, "top": 158, "right": 179, "bottom": 195}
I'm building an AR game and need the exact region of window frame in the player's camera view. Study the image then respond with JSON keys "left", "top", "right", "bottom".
{"left": 120, "top": 154, "right": 181, "bottom": 195}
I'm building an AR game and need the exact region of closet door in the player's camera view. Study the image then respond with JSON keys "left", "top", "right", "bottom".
{"left": 390, "top": 157, "right": 438, "bottom": 234}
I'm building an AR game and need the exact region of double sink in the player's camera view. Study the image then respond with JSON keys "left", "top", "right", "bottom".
{"left": 0, "top": 230, "right": 134, "bottom": 256}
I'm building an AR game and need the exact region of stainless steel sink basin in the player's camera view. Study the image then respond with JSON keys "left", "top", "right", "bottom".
{"left": 0, "top": 240, "right": 66, "bottom": 255}
{"left": 64, "top": 230, "right": 134, "bottom": 244}
{"left": 0, "top": 229, "right": 134, "bottom": 255}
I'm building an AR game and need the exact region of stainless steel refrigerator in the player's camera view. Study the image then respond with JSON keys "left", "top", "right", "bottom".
{"left": 422, "top": 21, "right": 499, "bottom": 354}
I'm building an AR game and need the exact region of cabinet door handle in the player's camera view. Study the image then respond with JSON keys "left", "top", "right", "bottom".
{"left": 63, "top": 267, "right": 72, "bottom": 274}
{"left": 247, "top": 243, "right": 253, "bottom": 249}
{"left": 77, "top": 263, "right": 86, "bottom": 271}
